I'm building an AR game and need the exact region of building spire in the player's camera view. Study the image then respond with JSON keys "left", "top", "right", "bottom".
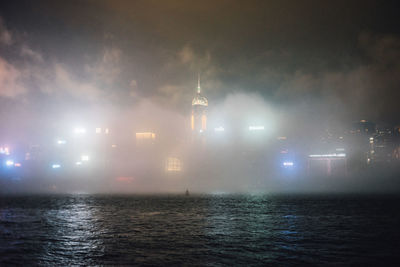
{"left": 197, "top": 72, "right": 201, "bottom": 94}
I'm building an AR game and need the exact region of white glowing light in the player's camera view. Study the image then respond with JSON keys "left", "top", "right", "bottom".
{"left": 309, "top": 153, "right": 346, "bottom": 158}
{"left": 0, "top": 147, "right": 10, "bottom": 155}
{"left": 74, "top": 128, "right": 86, "bottom": 134}
{"left": 52, "top": 164, "right": 61, "bottom": 169}
{"left": 335, "top": 148, "right": 345, "bottom": 151}
{"left": 57, "top": 139, "right": 67, "bottom": 145}
{"left": 214, "top": 126, "right": 225, "bottom": 132}
{"left": 5, "top": 160, "right": 14, "bottom": 166}
{"left": 75, "top": 161, "right": 82, "bottom": 166}
{"left": 249, "top": 126, "right": 265, "bottom": 131}
{"left": 81, "top": 155, "right": 89, "bottom": 161}
{"left": 283, "top": 161, "right": 294, "bottom": 166}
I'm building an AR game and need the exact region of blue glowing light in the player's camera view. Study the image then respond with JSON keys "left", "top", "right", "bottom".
{"left": 283, "top": 161, "right": 294, "bottom": 167}
{"left": 52, "top": 164, "right": 61, "bottom": 169}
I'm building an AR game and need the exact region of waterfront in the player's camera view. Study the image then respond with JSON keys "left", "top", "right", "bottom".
{"left": 1, "top": 194, "right": 399, "bottom": 265}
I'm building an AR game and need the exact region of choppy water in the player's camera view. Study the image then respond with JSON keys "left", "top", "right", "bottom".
{"left": 1, "top": 194, "right": 400, "bottom": 266}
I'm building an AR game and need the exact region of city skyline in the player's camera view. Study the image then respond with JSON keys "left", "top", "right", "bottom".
{"left": 1, "top": 2, "right": 400, "bottom": 266}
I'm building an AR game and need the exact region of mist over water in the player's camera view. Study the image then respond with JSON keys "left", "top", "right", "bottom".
{"left": 1, "top": 91, "right": 399, "bottom": 194}
{"left": 0, "top": 0, "right": 399, "bottom": 194}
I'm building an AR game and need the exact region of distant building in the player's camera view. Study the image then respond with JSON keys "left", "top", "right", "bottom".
{"left": 308, "top": 152, "right": 347, "bottom": 176}
{"left": 351, "top": 120, "right": 376, "bottom": 135}
{"left": 347, "top": 120, "right": 376, "bottom": 166}
{"left": 191, "top": 75, "right": 208, "bottom": 134}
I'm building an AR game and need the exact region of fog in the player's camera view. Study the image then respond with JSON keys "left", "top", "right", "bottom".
{"left": 1, "top": 89, "right": 399, "bottom": 195}
{"left": 0, "top": 1, "right": 400, "bottom": 194}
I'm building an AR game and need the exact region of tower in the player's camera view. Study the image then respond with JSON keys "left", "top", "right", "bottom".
{"left": 191, "top": 74, "right": 208, "bottom": 134}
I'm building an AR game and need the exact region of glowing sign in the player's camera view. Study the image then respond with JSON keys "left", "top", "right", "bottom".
{"left": 14, "top": 163, "right": 21, "bottom": 167}
{"left": 5, "top": 160, "right": 14, "bottom": 166}
{"left": 136, "top": 132, "right": 156, "bottom": 140}
{"left": 283, "top": 161, "right": 294, "bottom": 166}
{"left": 116, "top": 176, "right": 135, "bottom": 182}
{"left": 75, "top": 161, "right": 82, "bottom": 166}
{"left": 74, "top": 128, "right": 86, "bottom": 134}
{"left": 309, "top": 153, "right": 346, "bottom": 158}
{"left": 249, "top": 126, "right": 265, "bottom": 131}
{"left": 52, "top": 164, "right": 61, "bottom": 169}
{"left": 81, "top": 155, "right": 89, "bottom": 161}
{"left": 214, "top": 126, "right": 225, "bottom": 132}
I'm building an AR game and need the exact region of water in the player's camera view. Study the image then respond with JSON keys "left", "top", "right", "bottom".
{"left": 1, "top": 194, "right": 400, "bottom": 266}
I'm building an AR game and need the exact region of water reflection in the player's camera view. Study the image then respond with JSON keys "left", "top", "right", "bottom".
{"left": 1, "top": 195, "right": 399, "bottom": 265}
{"left": 43, "top": 195, "right": 103, "bottom": 265}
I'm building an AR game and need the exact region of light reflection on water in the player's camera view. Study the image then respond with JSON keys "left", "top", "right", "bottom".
{"left": 0, "top": 194, "right": 399, "bottom": 265}
{"left": 43, "top": 197, "right": 103, "bottom": 265}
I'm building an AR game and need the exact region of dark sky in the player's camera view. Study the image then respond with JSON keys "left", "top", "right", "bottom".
{"left": 0, "top": 0, "right": 400, "bottom": 129}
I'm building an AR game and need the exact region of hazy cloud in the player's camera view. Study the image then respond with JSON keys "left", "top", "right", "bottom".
{"left": 85, "top": 47, "right": 122, "bottom": 84}
{"left": 0, "top": 17, "right": 12, "bottom": 45}
{"left": 0, "top": 57, "right": 26, "bottom": 97}
{"left": 20, "top": 45, "right": 43, "bottom": 62}
{"left": 53, "top": 63, "right": 101, "bottom": 100}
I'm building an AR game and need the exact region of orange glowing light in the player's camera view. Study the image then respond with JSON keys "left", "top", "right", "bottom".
{"left": 201, "top": 115, "right": 207, "bottom": 130}
{"left": 116, "top": 176, "right": 135, "bottom": 182}
{"left": 136, "top": 132, "right": 156, "bottom": 140}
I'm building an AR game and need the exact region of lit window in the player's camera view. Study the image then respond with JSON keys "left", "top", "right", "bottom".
{"left": 136, "top": 132, "right": 156, "bottom": 140}
{"left": 165, "top": 157, "right": 182, "bottom": 172}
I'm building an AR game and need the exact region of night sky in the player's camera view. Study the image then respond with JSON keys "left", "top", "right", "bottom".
{"left": 0, "top": 0, "right": 400, "bottom": 135}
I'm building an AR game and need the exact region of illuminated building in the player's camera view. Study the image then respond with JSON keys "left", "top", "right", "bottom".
{"left": 348, "top": 120, "right": 377, "bottom": 165}
{"left": 308, "top": 153, "right": 347, "bottom": 176}
{"left": 191, "top": 75, "right": 208, "bottom": 134}
{"left": 136, "top": 132, "right": 156, "bottom": 145}
{"left": 136, "top": 132, "right": 156, "bottom": 140}
{"left": 350, "top": 120, "right": 376, "bottom": 135}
